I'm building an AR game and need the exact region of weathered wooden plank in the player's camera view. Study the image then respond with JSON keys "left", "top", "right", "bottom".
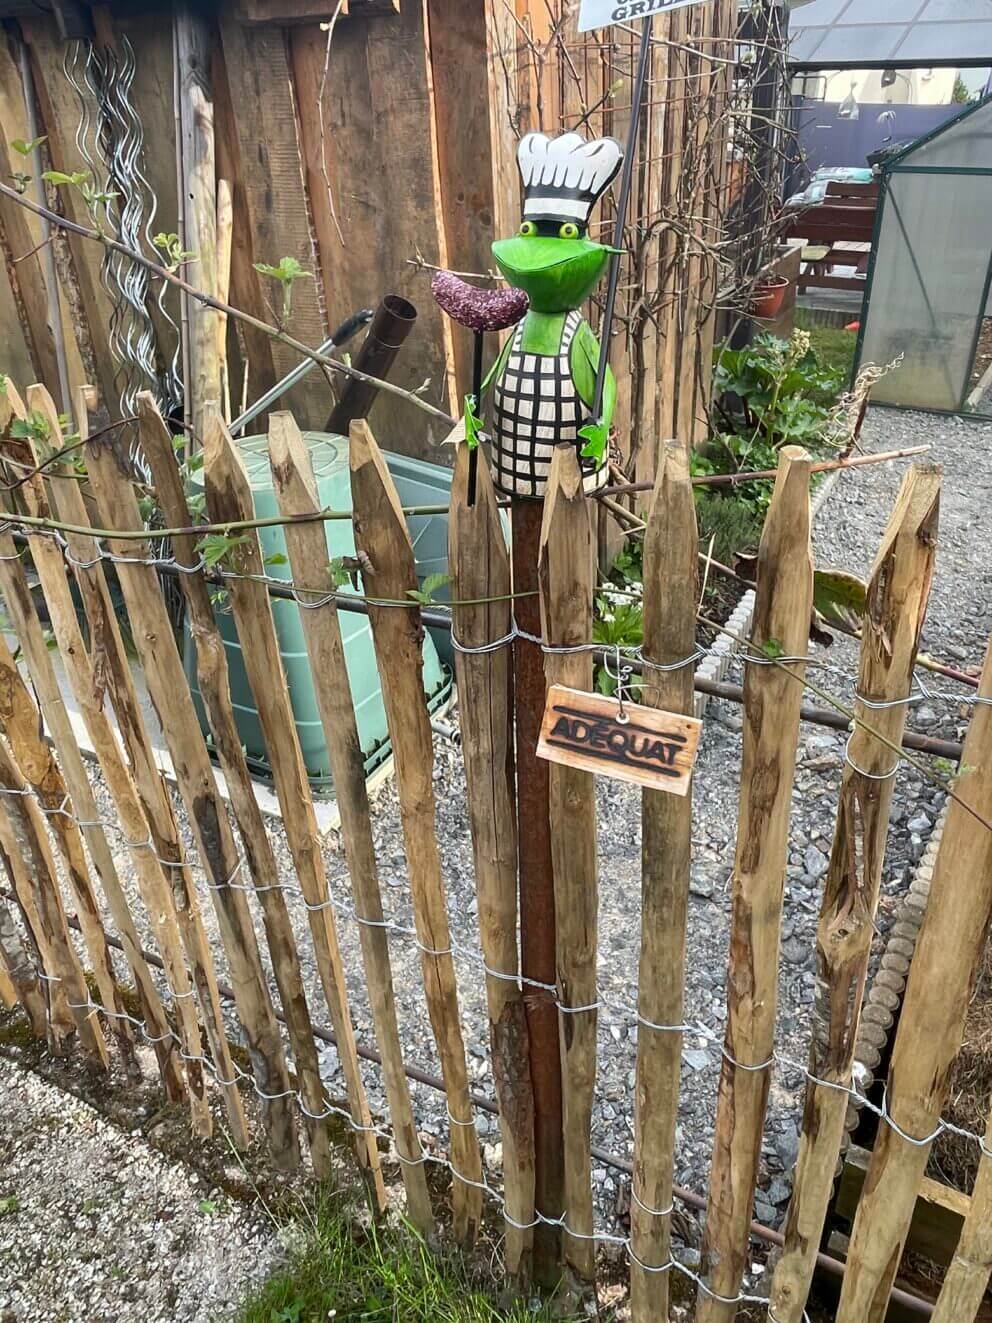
{"left": 20, "top": 16, "right": 118, "bottom": 411}
{"left": 268, "top": 408, "right": 432, "bottom": 1226}
{"left": 136, "top": 392, "right": 333, "bottom": 1176}
{"left": 0, "top": 30, "right": 84, "bottom": 397}
{"left": 287, "top": 12, "right": 456, "bottom": 451}
{"left": 350, "top": 417, "right": 483, "bottom": 1239}
{"left": 218, "top": 16, "right": 327, "bottom": 426}
{"left": 448, "top": 441, "right": 534, "bottom": 1277}
{"left": 836, "top": 640, "right": 992, "bottom": 1321}
{"left": 538, "top": 443, "right": 597, "bottom": 1287}
{"left": 211, "top": 36, "right": 277, "bottom": 403}
{"left": 176, "top": 4, "right": 220, "bottom": 438}
{"left": 424, "top": 0, "right": 499, "bottom": 399}
{"left": 629, "top": 440, "right": 698, "bottom": 1322}
{"left": 197, "top": 406, "right": 383, "bottom": 1198}
{"left": 770, "top": 464, "right": 941, "bottom": 1323}
{"left": 698, "top": 447, "right": 813, "bottom": 1323}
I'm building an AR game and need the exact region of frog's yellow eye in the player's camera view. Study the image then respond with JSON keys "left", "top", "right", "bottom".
{"left": 559, "top": 222, "right": 580, "bottom": 239}
{"left": 518, "top": 220, "right": 538, "bottom": 237}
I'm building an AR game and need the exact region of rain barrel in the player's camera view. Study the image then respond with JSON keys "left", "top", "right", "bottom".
{"left": 182, "top": 431, "right": 454, "bottom": 791}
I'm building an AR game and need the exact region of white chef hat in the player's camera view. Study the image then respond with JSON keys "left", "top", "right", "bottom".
{"left": 517, "top": 131, "right": 623, "bottom": 228}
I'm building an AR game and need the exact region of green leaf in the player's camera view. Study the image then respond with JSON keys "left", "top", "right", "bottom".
{"left": 578, "top": 417, "right": 608, "bottom": 463}
{"left": 253, "top": 256, "right": 312, "bottom": 285}
{"left": 327, "top": 556, "right": 352, "bottom": 591}
{"left": 264, "top": 552, "right": 288, "bottom": 567}
{"left": 463, "top": 393, "right": 483, "bottom": 451}
{"left": 760, "top": 637, "right": 784, "bottom": 660}
{"left": 198, "top": 531, "right": 248, "bottom": 569}
{"left": 197, "top": 1199, "right": 217, "bottom": 1215}
{"left": 0, "top": 1194, "right": 19, "bottom": 1216}
{"left": 813, "top": 568, "right": 867, "bottom": 633}
{"left": 41, "top": 168, "right": 90, "bottom": 188}
{"left": 10, "top": 136, "right": 46, "bottom": 157}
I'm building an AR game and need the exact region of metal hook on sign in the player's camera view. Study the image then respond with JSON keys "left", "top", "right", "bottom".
{"left": 605, "top": 644, "right": 633, "bottom": 724}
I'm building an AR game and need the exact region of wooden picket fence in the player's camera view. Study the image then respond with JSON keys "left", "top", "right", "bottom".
{"left": 1, "top": 377, "right": 992, "bottom": 1322}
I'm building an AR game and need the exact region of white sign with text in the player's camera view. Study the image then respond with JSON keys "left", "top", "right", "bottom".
{"left": 578, "top": 0, "right": 712, "bottom": 34}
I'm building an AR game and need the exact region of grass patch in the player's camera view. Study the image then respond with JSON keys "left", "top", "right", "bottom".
{"left": 794, "top": 311, "right": 858, "bottom": 388}
{"left": 234, "top": 1189, "right": 570, "bottom": 1323}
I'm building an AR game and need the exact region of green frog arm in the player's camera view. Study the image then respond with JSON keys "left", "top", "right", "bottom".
{"left": 571, "top": 319, "right": 615, "bottom": 463}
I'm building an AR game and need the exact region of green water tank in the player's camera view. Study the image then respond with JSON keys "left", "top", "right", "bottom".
{"left": 182, "top": 431, "right": 453, "bottom": 790}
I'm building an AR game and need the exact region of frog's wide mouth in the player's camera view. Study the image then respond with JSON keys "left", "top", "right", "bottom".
{"left": 491, "top": 234, "right": 611, "bottom": 276}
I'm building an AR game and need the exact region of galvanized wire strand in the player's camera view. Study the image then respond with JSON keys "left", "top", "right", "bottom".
{"left": 9, "top": 768, "right": 991, "bottom": 1167}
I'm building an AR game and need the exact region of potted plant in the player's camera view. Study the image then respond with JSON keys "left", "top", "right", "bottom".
{"left": 749, "top": 273, "right": 789, "bottom": 320}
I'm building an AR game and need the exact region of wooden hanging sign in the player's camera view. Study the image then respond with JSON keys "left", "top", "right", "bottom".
{"left": 537, "top": 684, "right": 701, "bottom": 794}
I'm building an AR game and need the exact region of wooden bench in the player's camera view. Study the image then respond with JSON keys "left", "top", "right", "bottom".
{"left": 781, "top": 179, "right": 879, "bottom": 294}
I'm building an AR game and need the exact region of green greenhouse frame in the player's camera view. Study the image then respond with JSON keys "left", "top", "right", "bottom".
{"left": 854, "top": 93, "right": 992, "bottom": 419}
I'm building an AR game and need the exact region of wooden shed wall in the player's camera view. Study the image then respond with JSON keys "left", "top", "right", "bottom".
{"left": 0, "top": 1, "right": 735, "bottom": 471}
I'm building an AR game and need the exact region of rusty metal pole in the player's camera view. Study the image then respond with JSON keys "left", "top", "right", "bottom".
{"left": 511, "top": 498, "right": 563, "bottom": 1283}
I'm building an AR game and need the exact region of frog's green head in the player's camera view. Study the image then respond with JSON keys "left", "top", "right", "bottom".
{"left": 493, "top": 130, "right": 623, "bottom": 314}
{"left": 492, "top": 221, "right": 617, "bottom": 314}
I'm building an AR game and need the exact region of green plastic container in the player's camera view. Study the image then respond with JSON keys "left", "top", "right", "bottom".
{"left": 182, "top": 431, "right": 454, "bottom": 790}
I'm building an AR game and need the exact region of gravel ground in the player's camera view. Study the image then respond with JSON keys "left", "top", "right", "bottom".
{"left": 0, "top": 1054, "right": 279, "bottom": 1322}
{"left": 2, "top": 405, "right": 989, "bottom": 1314}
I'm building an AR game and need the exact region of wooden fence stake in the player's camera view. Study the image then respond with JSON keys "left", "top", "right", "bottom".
{"left": 350, "top": 418, "right": 484, "bottom": 1242}
{"left": 836, "top": 638, "right": 992, "bottom": 1322}
{"left": 698, "top": 446, "right": 813, "bottom": 1322}
{"left": 0, "top": 739, "right": 108, "bottom": 1065}
{"left": 769, "top": 463, "right": 941, "bottom": 1323}
{"left": 0, "top": 476, "right": 186, "bottom": 1099}
{"left": 448, "top": 442, "right": 534, "bottom": 1277}
{"left": 136, "top": 394, "right": 333, "bottom": 1179}
{"left": 538, "top": 444, "right": 598, "bottom": 1287}
{"left": 199, "top": 408, "right": 383, "bottom": 1201}
{"left": 932, "top": 1104, "right": 992, "bottom": 1320}
{"left": 0, "top": 857, "right": 58, "bottom": 1039}
{"left": 0, "top": 439, "right": 214, "bottom": 1129}
{"left": 0, "top": 895, "right": 47, "bottom": 1033}
{"left": 630, "top": 441, "right": 698, "bottom": 1321}
{"left": 0, "top": 957, "right": 16, "bottom": 1011}
{"left": 512, "top": 495, "right": 564, "bottom": 1283}
{"left": 0, "top": 626, "right": 134, "bottom": 1065}
{"left": 83, "top": 419, "right": 300, "bottom": 1165}
{"left": 268, "top": 410, "right": 431, "bottom": 1228}
{"left": 24, "top": 386, "right": 164, "bottom": 770}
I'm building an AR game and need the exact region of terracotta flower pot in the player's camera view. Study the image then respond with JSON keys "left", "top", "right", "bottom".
{"left": 750, "top": 274, "right": 789, "bottom": 320}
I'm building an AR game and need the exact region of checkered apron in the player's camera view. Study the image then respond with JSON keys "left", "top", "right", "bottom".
{"left": 489, "top": 310, "right": 606, "bottom": 499}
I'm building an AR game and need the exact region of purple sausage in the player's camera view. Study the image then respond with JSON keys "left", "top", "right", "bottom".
{"left": 431, "top": 270, "right": 529, "bottom": 333}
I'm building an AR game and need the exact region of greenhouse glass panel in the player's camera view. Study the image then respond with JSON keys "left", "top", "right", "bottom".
{"left": 859, "top": 172, "right": 992, "bottom": 411}
{"left": 855, "top": 97, "right": 992, "bottom": 415}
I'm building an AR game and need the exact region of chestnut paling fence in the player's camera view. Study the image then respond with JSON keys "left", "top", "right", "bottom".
{"left": 0, "top": 377, "right": 991, "bottom": 1323}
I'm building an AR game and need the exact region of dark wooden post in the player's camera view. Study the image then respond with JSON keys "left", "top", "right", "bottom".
{"left": 512, "top": 498, "right": 564, "bottom": 1282}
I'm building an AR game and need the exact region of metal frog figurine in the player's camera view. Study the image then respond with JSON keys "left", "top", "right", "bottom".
{"left": 431, "top": 131, "right": 623, "bottom": 502}
{"left": 488, "top": 131, "right": 623, "bottom": 499}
